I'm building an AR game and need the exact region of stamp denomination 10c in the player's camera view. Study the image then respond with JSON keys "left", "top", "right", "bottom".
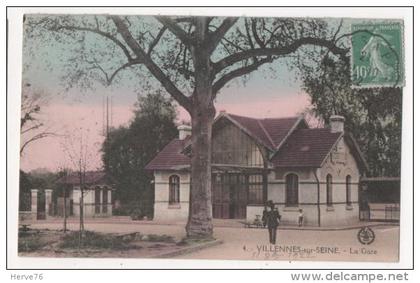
{"left": 351, "top": 21, "right": 404, "bottom": 88}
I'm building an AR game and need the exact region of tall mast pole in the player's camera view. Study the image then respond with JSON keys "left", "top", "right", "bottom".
{"left": 106, "top": 96, "right": 109, "bottom": 139}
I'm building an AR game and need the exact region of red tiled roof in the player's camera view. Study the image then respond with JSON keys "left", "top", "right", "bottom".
{"left": 226, "top": 114, "right": 303, "bottom": 150}
{"left": 144, "top": 138, "right": 191, "bottom": 170}
{"left": 227, "top": 114, "right": 275, "bottom": 149}
{"left": 58, "top": 171, "right": 110, "bottom": 185}
{"left": 144, "top": 113, "right": 350, "bottom": 170}
{"left": 271, "top": 128, "right": 342, "bottom": 168}
{"left": 145, "top": 114, "right": 303, "bottom": 170}
{"left": 259, "top": 117, "right": 304, "bottom": 148}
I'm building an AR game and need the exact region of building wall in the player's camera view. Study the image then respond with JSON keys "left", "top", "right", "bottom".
{"left": 247, "top": 137, "right": 361, "bottom": 226}
{"left": 153, "top": 138, "right": 361, "bottom": 226}
{"left": 72, "top": 186, "right": 113, "bottom": 218}
{"left": 318, "top": 137, "right": 361, "bottom": 226}
{"left": 153, "top": 171, "right": 190, "bottom": 222}
{"left": 212, "top": 122, "right": 265, "bottom": 167}
{"left": 247, "top": 168, "right": 321, "bottom": 226}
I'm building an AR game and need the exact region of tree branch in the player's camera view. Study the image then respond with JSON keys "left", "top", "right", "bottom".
{"left": 208, "top": 17, "right": 238, "bottom": 52}
{"left": 20, "top": 132, "right": 56, "bottom": 155}
{"left": 85, "top": 58, "right": 111, "bottom": 83}
{"left": 154, "top": 16, "right": 193, "bottom": 47}
{"left": 221, "top": 37, "right": 246, "bottom": 52}
{"left": 213, "top": 37, "right": 349, "bottom": 74}
{"left": 212, "top": 56, "right": 273, "bottom": 95}
{"left": 264, "top": 24, "right": 283, "bottom": 46}
{"left": 111, "top": 16, "right": 192, "bottom": 112}
{"left": 244, "top": 18, "right": 258, "bottom": 63}
{"left": 85, "top": 52, "right": 144, "bottom": 85}
{"left": 21, "top": 108, "right": 39, "bottom": 128}
{"left": 21, "top": 122, "right": 44, "bottom": 134}
{"left": 251, "top": 19, "right": 265, "bottom": 48}
{"left": 147, "top": 27, "right": 167, "bottom": 56}
{"left": 332, "top": 19, "right": 344, "bottom": 41}
{"left": 53, "top": 24, "right": 133, "bottom": 61}
{"left": 108, "top": 59, "right": 143, "bottom": 84}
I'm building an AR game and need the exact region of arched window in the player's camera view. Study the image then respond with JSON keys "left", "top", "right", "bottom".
{"left": 326, "top": 174, "right": 333, "bottom": 206}
{"left": 346, "top": 175, "right": 352, "bottom": 206}
{"left": 285, "top": 173, "right": 299, "bottom": 207}
{"left": 169, "top": 175, "right": 180, "bottom": 204}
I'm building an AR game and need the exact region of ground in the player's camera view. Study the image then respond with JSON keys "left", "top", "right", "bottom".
{"left": 22, "top": 219, "right": 399, "bottom": 262}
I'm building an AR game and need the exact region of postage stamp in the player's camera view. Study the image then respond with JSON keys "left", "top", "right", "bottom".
{"left": 351, "top": 21, "right": 404, "bottom": 88}
{"left": 7, "top": 7, "right": 412, "bottom": 270}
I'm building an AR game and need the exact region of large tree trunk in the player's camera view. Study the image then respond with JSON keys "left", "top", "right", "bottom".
{"left": 186, "top": 18, "right": 216, "bottom": 237}
{"left": 186, "top": 100, "right": 215, "bottom": 238}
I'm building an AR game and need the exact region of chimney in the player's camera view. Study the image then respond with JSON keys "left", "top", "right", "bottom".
{"left": 329, "top": 115, "right": 345, "bottom": 133}
{"left": 177, "top": 124, "right": 192, "bottom": 140}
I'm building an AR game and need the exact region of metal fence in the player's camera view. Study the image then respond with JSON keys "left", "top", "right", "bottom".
{"left": 361, "top": 203, "right": 400, "bottom": 222}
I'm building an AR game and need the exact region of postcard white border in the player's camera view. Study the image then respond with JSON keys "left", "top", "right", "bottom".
{"left": 6, "top": 6, "right": 414, "bottom": 270}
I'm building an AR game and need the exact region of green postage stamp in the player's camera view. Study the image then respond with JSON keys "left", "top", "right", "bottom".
{"left": 351, "top": 21, "right": 404, "bottom": 88}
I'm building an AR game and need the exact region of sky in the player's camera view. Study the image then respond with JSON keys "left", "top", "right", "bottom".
{"left": 19, "top": 15, "right": 316, "bottom": 172}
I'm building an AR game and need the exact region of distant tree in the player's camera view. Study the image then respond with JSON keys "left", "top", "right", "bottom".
{"left": 61, "top": 127, "right": 97, "bottom": 240}
{"left": 19, "top": 169, "right": 60, "bottom": 212}
{"left": 19, "top": 170, "right": 32, "bottom": 211}
{"left": 20, "top": 83, "right": 55, "bottom": 155}
{"left": 55, "top": 167, "right": 71, "bottom": 232}
{"left": 297, "top": 53, "right": 402, "bottom": 177}
{"left": 102, "top": 92, "right": 178, "bottom": 217}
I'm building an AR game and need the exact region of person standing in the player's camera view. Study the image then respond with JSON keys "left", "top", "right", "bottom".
{"left": 298, "top": 209, "right": 304, "bottom": 227}
{"left": 262, "top": 205, "right": 268, "bottom": 228}
{"left": 263, "top": 200, "right": 281, "bottom": 244}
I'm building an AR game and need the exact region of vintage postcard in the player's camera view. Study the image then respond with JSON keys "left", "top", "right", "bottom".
{"left": 7, "top": 7, "right": 413, "bottom": 269}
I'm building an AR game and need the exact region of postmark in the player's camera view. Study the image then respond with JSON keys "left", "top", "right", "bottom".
{"left": 351, "top": 21, "right": 404, "bottom": 88}
{"left": 357, "top": 226, "right": 376, "bottom": 245}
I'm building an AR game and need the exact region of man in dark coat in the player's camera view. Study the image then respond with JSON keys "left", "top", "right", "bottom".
{"left": 262, "top": 200, "right": 281, "bottom": 244}
{"left": 262, "top": 205, "right": 268, "bottom": 228}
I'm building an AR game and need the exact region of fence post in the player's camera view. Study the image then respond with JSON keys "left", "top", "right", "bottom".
{"left": 30, "top": 189, "right": 38, "bottom": 220}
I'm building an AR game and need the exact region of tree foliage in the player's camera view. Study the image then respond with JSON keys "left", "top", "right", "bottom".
{"left": 19, "top": 170, "right": 32, "bottom": 211}
{"left": 297, "top": 53, "right": 402, "bottom": 177}
{"left": 102, "top": 92, "right": 178, "bottom": 216}
{"left": 19, "top": 169, "right": 61, "bottom": 211}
